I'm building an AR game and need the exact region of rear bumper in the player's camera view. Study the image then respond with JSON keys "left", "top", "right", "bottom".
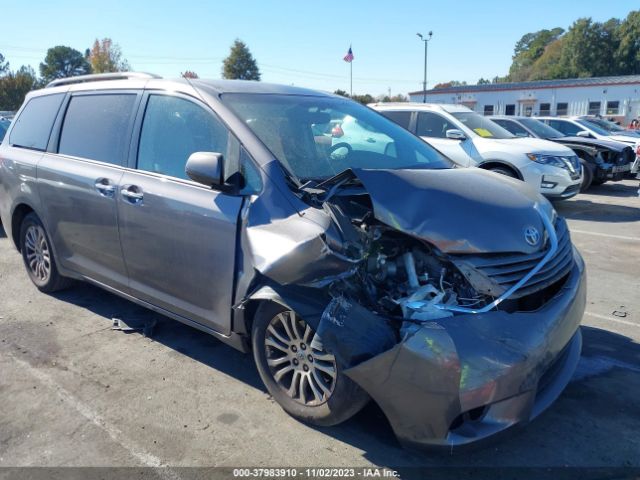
{"left": 345, "top": 248, "right": 586, "bottom": 450}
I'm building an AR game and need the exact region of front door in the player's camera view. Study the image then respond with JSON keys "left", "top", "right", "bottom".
{"left": 117, "top": 93, "right": 243, "bottom": 334}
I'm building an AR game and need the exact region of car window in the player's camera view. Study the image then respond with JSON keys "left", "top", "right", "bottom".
{"left": 58, "top": 94, "right": 137, "bottom": 165}
{"left": 0, "top": 119, "right": 10, "bottom": 142}
{"left": 547, "top": 120, "right": 581, "bottom": 136}
{"left": 450, "top": 112, "right": 514, "bottom": 139}
{"left": 519, "top": 118, "right": 564, "bottom": 138}
{"left": 492, "top": 119, "right": 530, "bottom": 137}
{"left": 9, "top": 93, "right": 65, "bottom": 151}
{"left": 137, "top": 95, "right": 232, "bottom": 181}
{"left": 416, "top": 112, "right": 455, "bottom": 138}
{"left": 380, "top": 111, "right": 412, "bottom": 130}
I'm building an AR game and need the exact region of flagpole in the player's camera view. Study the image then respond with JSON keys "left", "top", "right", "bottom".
{"left": 350, "top": 61, "right": 353, "bottom": 97}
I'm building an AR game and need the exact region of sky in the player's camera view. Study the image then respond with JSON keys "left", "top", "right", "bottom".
{"left": 1, "top": 0, "right": 638, "bottom": 96}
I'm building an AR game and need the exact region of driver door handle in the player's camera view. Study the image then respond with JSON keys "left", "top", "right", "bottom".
{"left": 94, "top": 178, "right": 116, "bottom": 197}
{"left": 121, "top": 185, "right": 144, "bottom": 204}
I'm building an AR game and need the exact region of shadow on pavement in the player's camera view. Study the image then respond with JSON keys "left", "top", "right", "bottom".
{"left": 586, "top": 181, "right": 639, "bottom": 198}
{"left": 46, "top": 279, "right": 640, "bottom": 473}
{"left": 0, "top": 223, "right": 6, "bottom": 238}
{"left": 555, "top": 199, "right": 640, "bottom": 223}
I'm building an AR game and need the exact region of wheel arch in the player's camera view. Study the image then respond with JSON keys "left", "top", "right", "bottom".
{"left": 10, "top": 203, "right": 37, "bottom": 251}
{"left": 478, "top": 160, "right": 523, "bottom": 180}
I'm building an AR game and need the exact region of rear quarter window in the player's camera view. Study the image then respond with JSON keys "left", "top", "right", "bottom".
{"left": 9, "top": 93, "right": 65, "bottom": 150}
{"left": 58, "top": 93, "right": 137, "bottom": 165}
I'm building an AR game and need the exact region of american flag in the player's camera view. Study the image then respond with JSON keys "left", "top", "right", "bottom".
{"left": 343, "top": 47, "right": 354, "bottom": 63}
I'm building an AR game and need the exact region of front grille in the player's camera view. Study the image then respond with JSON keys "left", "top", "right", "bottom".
{"left": 451, "top": 218, "right": 574, "bottom": 300}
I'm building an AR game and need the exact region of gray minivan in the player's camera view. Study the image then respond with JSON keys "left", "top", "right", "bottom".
{"left": 0, "top": 73, "right": 586, "bottom": 449}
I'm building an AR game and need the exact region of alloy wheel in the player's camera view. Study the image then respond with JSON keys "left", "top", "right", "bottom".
{"left": 24, "top": 225, "right": 51, "bottom": 283}
{"left": 264, "top": 311, "right": 337, "bottom": 406}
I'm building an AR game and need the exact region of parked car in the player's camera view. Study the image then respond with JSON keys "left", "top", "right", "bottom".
{"left": 372, "top": 103, "right": 583, "bottom": 200}
{"left": 538, "top": 116, "right": 640, "bottom": 158}
{"left": 490, "top": 115, "right": 634, "bottom": 191}
{"left": 0, "top": 73, "right": 586, "bottom": 449}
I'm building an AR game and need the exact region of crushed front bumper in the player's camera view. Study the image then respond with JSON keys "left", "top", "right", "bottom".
{"left": 345, "top": 249, "right": 586, "bottom": 450}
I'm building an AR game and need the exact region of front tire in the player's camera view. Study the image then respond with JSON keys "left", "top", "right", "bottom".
{"left": 19, "top": 213, "right": 72, "bottom": 293}
{"left": 579, "top": 159, "right": 594, "bottom": 192}
{"left": 252, "top": 302, "right": 369, "bottom": 427}
{"left": 488, "top": 166, "right": 518, "bottom": 178}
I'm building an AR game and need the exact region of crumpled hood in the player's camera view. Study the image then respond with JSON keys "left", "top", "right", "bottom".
{"left": 351, "top": 167, "right": 554, "bottom": 254}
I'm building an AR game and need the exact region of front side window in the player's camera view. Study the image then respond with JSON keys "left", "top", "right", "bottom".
{"left": 450, "top": 112, "right": 514, "bottom": 139}
{"left": 519, "top": 118, "right": 564, "bottom": 138}
{"left": 548, "top": 119, "right": 581, "bottom": 136}
{"left": 221, "top": 94, "right": 451, "bottom": 181}
{"left": 9, "top": 93, "right": 65, "bottom": 151}
{"left": 493, "top": 119, "right": 530, "bottom": 137}
{"left": 58, "top": 94, "right": 137, "bottom": 165}
{"left": 416, "top": 112, "right": 456, "bottom": 138}
{"left": 137, "top": 95, "right": 231, "bottom": 181}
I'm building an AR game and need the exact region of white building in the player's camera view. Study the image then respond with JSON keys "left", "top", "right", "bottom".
{"left": 408, "top": 75, "right": 640, "bottom": 123}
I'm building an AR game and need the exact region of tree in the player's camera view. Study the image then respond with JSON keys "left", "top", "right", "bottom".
{"left": 558, "top": 18, "right": 619, "bottom": 78}
{"left": 477, "top": 78, "right": 491, "bottom": 85}
{"left": 181, "top": 70, "right": 199, "bottom": 79}
{"left": 508, "top": 28, "right": 564, "bottom": 81}
{"left": 88, "top": 38, "right": 130, "bottom": 73}
{"left": 433, "top": 80, "right": 467, "bottom": 89}
{"left": 0, "top": 66, "right": 39, "bottom": 110}
{"left": 39, "top": 46, "right": 91, "bottom": 82}
{"left": 333, "top": 89, "right": 348, "bottom": 97}
{"left": 616, "top": 11, "right": 640, "bottom": 74}
{"left": 0, "top": 53, "right": 9, "bottom": 76}
{"left": 222, "top": 39, "right": 260, "bottom": 80}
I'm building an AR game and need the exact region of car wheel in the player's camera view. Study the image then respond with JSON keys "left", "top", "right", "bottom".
{"left": 488, "top": 166, "right": 518, "bottom": 178}
{"left": 579, "top": 159, "right": 594, "bottom": 192}
{"left": 19, "top": 213, "right": 73, "bottom": 293}
{"left": 252, "top": 302, "right": 369, "bottom": 427}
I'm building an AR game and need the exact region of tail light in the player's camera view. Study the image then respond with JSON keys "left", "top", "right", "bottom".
{"left": 331, "top": 125, "right": 344, "bottom": 138}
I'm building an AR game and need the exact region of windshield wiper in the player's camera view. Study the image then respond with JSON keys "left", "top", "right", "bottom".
{"left": 299, "top": 169, "right": 361, "bottom": 204}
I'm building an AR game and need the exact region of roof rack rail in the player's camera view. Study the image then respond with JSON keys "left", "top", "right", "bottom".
{"left": 46, "top": 72, "right": 162, "bottom": 89}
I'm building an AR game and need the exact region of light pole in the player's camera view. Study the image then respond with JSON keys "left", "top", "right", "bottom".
{"left": 417, "top": 31, "right": 433, "bottom": 103}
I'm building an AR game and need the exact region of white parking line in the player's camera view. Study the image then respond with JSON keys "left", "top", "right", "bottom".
{"left": 570, "top": 229, "right": 640, "bottom": 242}
{"left": 8, "top": 351, "right": 182, "bottom": 480}
{"left": 584, "top": 311, "right": 638, "bottom": 329}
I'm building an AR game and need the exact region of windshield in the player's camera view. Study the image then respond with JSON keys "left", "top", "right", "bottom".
{"left": 451, "top": 112, "right": 514, "bottom": 139}
{"left": 576, "top": 119, "right": 612, "bottom": 136}
{"left": 519, "top": 118, "right": 565, "bottom": 138}
{"left": 580, "top": 117, "right": 640, "bottom": 137}
{"left": 221, "top": 94, "right": 452, "bottom": 181}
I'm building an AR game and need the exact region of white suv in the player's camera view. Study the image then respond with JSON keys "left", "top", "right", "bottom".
{"left": 372, "top": 103, "right": 583, "bottom": 200}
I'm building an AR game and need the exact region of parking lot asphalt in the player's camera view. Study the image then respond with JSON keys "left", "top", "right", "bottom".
{"left": 0, "top": 179, "right": 638, "bottom": 474}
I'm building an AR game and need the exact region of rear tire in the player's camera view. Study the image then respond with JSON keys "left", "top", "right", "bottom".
{"left": 252, "top": 302, "right": 369, "bottom": 427}
{"left": 19, "top": 213, "right": 73, "bottom": 293}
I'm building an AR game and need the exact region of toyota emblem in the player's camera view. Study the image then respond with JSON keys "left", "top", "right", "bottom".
{"left": 524, "top": 226, "right": 541, "bottom": 246}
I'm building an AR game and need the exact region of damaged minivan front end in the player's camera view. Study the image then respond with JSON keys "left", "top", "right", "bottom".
{"left": 215, "top": 87, "right": 585, "bottom": 450}
{"left": 237, "top": 165, "right": 585, "bottom": 449}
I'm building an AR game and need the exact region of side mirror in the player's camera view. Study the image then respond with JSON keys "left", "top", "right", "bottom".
{"left": 576, "top": 130, "right": 591, "bottom": 138}
{"left": 446, "top": 129, "right": 466, "bottom": 140}
{"left": 186, "top": 152, "right": 224, "bottom": 188}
